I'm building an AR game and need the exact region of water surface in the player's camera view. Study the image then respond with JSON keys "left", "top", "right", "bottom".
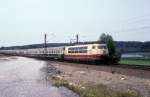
{"left": 0, "top": 56, "right": 78, "bottom": 97}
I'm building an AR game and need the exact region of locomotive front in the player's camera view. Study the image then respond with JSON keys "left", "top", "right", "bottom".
{"left": 90, "top": 44, "right": 109, "bottom": 61}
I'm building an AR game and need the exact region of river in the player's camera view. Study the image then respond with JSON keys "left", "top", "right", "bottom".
{"left": 122, "top": 53, "right": 150, "bottom": 60}
{"left": 0, "top": 56, "right": 78, "bottom": 97}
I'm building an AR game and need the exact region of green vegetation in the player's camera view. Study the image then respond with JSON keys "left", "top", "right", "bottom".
{"left": 52, "top": 79, "right": 139, "bottom": 97}
{"left": 99, "top": 33, "right": 121, "bottom": 63}
{"left": 119, "top": 59, "right": 150, "bottom": 66}
{"left": 100, "top": 33, "right": 116, "bottom": 57}
{"left": 115, "top": 41, "right": 150, "bottom": 53}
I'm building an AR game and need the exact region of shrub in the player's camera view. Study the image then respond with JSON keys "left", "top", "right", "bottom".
{"left": 99, "top": 33, "right": 121, "bottom": 63}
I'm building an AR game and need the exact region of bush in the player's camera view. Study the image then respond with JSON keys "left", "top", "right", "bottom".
{"left": 99, "top": 33, "right": 121, "bottom": 63}
{"left": 111, "top": 52, "right": 121, "bottom": 63}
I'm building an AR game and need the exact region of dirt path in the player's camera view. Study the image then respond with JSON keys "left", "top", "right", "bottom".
{"left": 48, "top": 61, "right": 150, "bottom": 97}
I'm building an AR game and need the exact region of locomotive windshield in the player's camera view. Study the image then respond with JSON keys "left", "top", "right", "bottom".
{"left": 98, "top": 45, "right": 107, "bottom": 49}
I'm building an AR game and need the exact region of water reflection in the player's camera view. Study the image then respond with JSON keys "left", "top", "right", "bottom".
{"left": 122, "top": 54, "right": 150, "bottom": 60}
{"left": 0, "top": 56, "right": 78, "bottom": 97}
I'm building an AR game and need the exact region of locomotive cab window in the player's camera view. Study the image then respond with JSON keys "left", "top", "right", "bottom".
{"left": 98, "top": 46, "right": 107, "bottom": 49}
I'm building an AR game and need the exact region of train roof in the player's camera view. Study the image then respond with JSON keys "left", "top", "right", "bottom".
{"left": 65, "top": 43, "right": 107, "bottom": 48}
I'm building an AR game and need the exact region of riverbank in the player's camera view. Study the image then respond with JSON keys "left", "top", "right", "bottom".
{"left": 47, "top": 61, "right": 150, "bottom": 97}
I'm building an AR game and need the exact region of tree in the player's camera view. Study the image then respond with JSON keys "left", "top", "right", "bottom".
{"left": 99, "top": 33, "right": 116, "bottom": 57}
{"left": 99, "top": 33, "right": 121, "bottom": 63}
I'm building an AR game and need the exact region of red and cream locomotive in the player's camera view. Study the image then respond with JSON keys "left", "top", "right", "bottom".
{"left": 64, "top": 43, "right": 108, "bottom": 61}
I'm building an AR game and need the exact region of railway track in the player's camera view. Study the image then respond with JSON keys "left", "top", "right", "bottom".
{"left": 105, "top": 64, "right": 150, "bottom": 71}
{"left": 2, "top": 54, "right": 150, "bottom": 71}
{"left": 49, "top": 61, "right": 150, "bottom": 79}
{"left": 55, "top": 60, "right": 150, "bottom": 71}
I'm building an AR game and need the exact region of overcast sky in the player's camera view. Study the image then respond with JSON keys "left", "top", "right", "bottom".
{"left": 0, "top": 0, "right": 150, "bottom": 46}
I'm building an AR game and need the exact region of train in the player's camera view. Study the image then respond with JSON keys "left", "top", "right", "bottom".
{"left": 0, "top": 43, "right": 109, "bottom": 62}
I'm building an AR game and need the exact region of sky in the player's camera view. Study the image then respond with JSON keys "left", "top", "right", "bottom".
{"left": 0, "top": 0, "right": 150, "bottom": 46}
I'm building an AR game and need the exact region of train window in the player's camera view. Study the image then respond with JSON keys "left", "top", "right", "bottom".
{"left": 73, "top": 50, "right": 75, "bottom": 53}
{"left": 78, "top": 50, "right": 86, "bottom": 53}
{"left": 74, "top": 50, "right": 77, "bottom": 53}
{"left": 68, "top": 50, "right": 73, "bottom": 53}
{"left": 68, "top": 46, "right": 88, "bottom": 53}
{"left": 92, "top": 46, "right": 96, "bottom": 49}
{"left": 83, "top": 46, "right": 87, "bottom": 49}
{"left": 98, "top": 46, "right": 107, "bottom": 49}
{"left": 68, "top": 51, "right": 71, "bottom": 53}
{"left": 79, "top": 50, "right": 82, "bottom": 53}
{"left": 71, "top": 51, "right": 73, "bottom": 53}
{"left": 83, "top": 50, "right": 87, "bottom": 53}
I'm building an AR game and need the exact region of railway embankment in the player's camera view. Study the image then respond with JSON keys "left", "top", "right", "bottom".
{"left": 47, "top": 61, "right": 150, "bottom": 97}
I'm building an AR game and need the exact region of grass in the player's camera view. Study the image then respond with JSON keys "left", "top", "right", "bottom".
{"left": 52, "top": 79, "right": 140, "bottom": 97}
{"left": 119, "top": 59, "right": 150, "bottom": 66}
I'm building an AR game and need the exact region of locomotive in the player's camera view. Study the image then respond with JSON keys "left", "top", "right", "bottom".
{"left": 0, "top": 43, "right": 109, "bottom": 62}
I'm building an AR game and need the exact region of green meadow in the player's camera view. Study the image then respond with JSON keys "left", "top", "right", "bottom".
{"left": 119, "top": 59, "right": 150, "bottom": 66}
